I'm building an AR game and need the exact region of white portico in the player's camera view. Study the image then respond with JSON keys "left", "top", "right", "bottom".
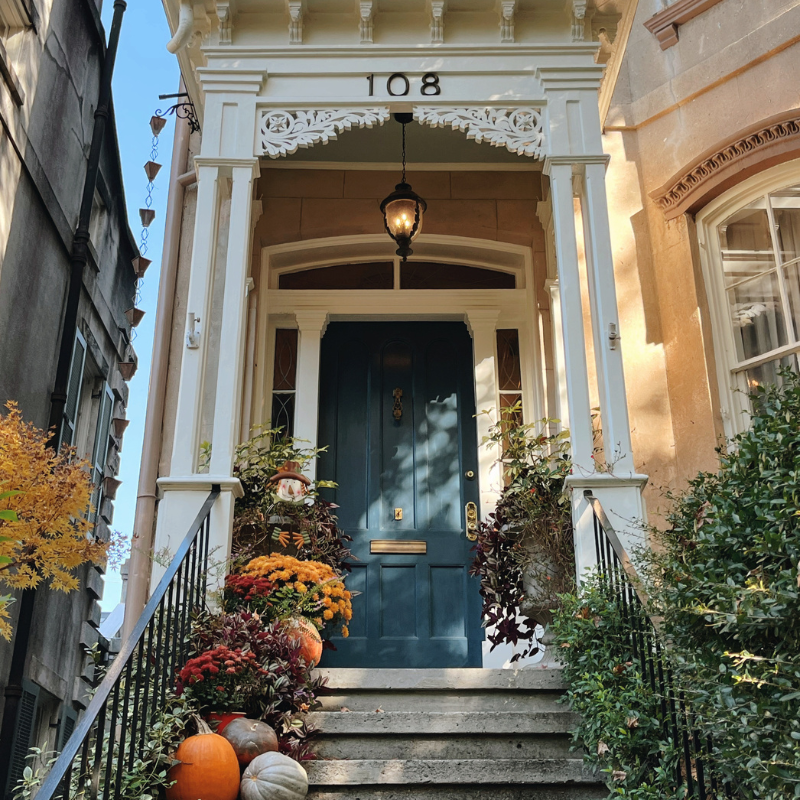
{"left": 146, "top": 0, "right": 647, "bottom": 651}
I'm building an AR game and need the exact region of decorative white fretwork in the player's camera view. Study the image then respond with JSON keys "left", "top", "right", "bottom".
{"left": 358, "top": 0, "right": 374, "bottom": 43}
{"left": 414, "top": 107, "right": 545, "bottom": 159}
{"left": 288, "top": 0, "right": 304, "bottom": 44}
{"left": 570, "top": 0, "right": 588, "bottom": 41}
{"left": 498, "top": 0, "right": 516, "bottom": 42}
{"left": 259, "top": 108, "right": 390, "bottom": 158}
{"left": 429, "top": 0, "right": 446, "bottom": 43}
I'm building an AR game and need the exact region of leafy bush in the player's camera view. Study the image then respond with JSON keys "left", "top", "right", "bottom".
{"left": 470, "top": 409, "right": 574, "bottom": 661}
{"left": 641, "top": 372, "right": 800, "bottom": 798}
{"left": 189, "top": 611, "right": 326, "bottom": 760}
{"left": 233, "top": 427, "right": 352, "bottom": 573}
{"left": 552, "top": 574, "right": 682, "bottom": 799}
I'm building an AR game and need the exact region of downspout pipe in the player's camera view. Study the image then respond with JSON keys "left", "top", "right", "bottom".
{"left": 0, "top": 3, "right": 127, "bottom": 795}
{"left": 122, "top": 102, "right": 192, "bottom": 642}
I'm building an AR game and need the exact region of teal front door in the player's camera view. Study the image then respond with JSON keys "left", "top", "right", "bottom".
{"left": 317, "top": 321, "right": 484, "bottom": 668}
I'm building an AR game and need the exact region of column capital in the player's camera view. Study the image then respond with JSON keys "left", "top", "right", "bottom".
{"left": 465, "top": 309, "right": 500, "bottom": 338}
{"left": 294, "top": 309, "right": 329, "bottom": 336}
{"left": 193, "top": 157, "right": 261, "bottom": 180}
{"left": 157, "top": 475, "right": 244, "bottom": 499}
{"left": 544, "top": 154, "right": 611, "bottom": 176}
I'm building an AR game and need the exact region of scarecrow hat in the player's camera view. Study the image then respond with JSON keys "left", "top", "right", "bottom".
{"left": 268, "top": 460, "right": 311, "bottom": 486}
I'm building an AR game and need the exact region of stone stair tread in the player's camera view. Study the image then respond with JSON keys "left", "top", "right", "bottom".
{"left": 315, "top": 668, "right": 565, "bottom": 692}
{"left": 307, "top": 758, "right": 595, "bottom": 785}
{"left": 308, "top": 710, "right": 579, "bottom": 735}
{"left": 308, "top": 788, "right": 607, "bottom": 800}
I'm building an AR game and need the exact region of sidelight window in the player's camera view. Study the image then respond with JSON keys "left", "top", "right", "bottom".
{"left": 271, "top": 329, "right": 298, "bottom": 438}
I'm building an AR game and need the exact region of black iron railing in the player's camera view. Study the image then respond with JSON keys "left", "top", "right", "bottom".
{"left": 584, "top": 490, "right": 731, "bottom": 800}
{"left": 35, "top": 486, "right": 220, "bottom": 800}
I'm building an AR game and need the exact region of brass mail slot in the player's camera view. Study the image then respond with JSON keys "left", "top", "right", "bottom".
{"left": 370, "top": 540, "right": 427, "bottom": 555}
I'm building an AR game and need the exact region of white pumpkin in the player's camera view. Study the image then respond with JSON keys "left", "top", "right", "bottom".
{"left": 240, "top": 752, "right": 309, "bottom": 800}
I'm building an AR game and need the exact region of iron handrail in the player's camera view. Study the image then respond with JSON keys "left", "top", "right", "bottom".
{"left": 35, "top": 485, "right": 220, "bottom": 800}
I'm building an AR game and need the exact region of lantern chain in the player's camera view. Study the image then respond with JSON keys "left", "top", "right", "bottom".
{"left": 401, "top": 121, "right": 407, "bottom": 184}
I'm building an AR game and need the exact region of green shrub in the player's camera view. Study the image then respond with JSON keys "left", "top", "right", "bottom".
{"left": 552, "top": 574, "right": 683, "bottom": 799}
{"left": 642, "top": 372, "right": 800, "bottom": 798}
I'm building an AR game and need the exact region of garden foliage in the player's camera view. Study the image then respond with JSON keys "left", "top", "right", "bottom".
{"left": 470, "top": 408, "right": 574, "bottom": 660}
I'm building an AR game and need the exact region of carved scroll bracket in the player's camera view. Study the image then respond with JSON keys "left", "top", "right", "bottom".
{"left": 413, "top": 106, "right": 546, "bottom": 159}
{"left": 258, "top": 108, "right": 391, "bottom": 158}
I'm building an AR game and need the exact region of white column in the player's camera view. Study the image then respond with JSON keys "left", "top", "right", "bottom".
{"left": 466, "top": 310, "right": 502, "bottom": 520}
{"left": 294, "top": 310, "right": 329, "bottom": 477}
{"left": 544, "top": 160, "right": 594, "bottom": 471}
{"left": 241, "top": 282, "right": 258, "bottom": 443}
{"left": 545, "top": 279, "right": 570, "bottom": 432}
{"left": 580, "top": 159, "right": 635, "bottom": 472}
{"left": 209, "top": 160, "right": 260, "bottom": 476}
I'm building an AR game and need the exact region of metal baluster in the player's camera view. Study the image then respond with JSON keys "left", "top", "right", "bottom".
{"left": 679, "top": 691, "right": 695, "bottom": 796}
{"left": 88, "top": 702, "right": 107, "bottom": 800}
{"left": 78, "top": 731, "right": 92, "bottom": 799}
{"left": 189, "top": 536, "right": 199, "bottom": 611}
{"left": 200, "top": 514, "right": 211, "bottom": 603}
{"left": 102, "top": 679, "right": 122, "bottom": 799}
{"left": 161, "top": 579, "right": 176, "bottom": 702}
{"left": 137, "top": 621, "right": 156, "bottom": 759}
{"left": 127, "top": 636, "right": 145, "bottom": 770}
{"left": 150, "top": 598, "right": 166, "bottom": 722}
{"left": 178, "top": 555, "right": 192, "bottom": 669}
{"left": 693, "top": 724, "right": 707, "bottom": 799}
{"left": 114, "top": 659, "right": 134, "bottom": 799}
{"left": 706, "top": 736, "right": 718, "bottom": 793}
{"left": 594, "top": 513, "right": 602, "bottom": 568}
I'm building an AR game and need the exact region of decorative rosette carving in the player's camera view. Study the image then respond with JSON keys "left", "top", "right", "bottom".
{"left": 413, "top": 107, "right": 545, "bottom": 159}
{"left": 259, "top": 108, "right": 390, "bottom": 158}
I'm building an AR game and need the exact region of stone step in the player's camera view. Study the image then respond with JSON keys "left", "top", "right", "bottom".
{"left": 315, "top": 668, "right": 565, "bottom": 692}
{"left": 307, "top": 758, "right": 594, "bottom": 786}
{"left": 315, "top": 690, "right": 562, "bottom": 713}
{"left": 308, "top": 787, "right": 607, "bottom": 800}
{"left": 313, "top": 733, "right": 574, "bottom": 761}
{"left": 308, "top": 710, "right": 580, "bottom": 735}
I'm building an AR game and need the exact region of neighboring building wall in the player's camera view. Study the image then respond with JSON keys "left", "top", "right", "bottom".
{"left": 604, "top": 0, "right": 800, "bottom": 494}
{"left": 0, "top": 0, "right": 137, "bottom": 791}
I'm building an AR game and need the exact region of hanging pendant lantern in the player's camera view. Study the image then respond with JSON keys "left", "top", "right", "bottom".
{"left": 380, "top": 113, "right": 427, "bottom": 261}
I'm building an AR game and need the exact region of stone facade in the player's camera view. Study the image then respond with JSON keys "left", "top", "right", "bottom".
{"left": 0, "top": 0, "right": 136, "bottom": 791}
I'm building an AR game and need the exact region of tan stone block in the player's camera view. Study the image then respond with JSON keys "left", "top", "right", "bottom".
{"left": 257, "top": 198, "right": 302, "bottom": 246}
{"left": 496, "top": 231, "right": 533, "bottom": 249}
{"left": 423, "top": 199, "right": 497, "bottom": 239}
{"left": 344, "top": 170, "right": 451, "bottom": 199}
{"left": 300, "top": 198, "right": 383, "bottom": 239}
{"left": 497, "top": 200, "right": 538, "bottom": 236}
{"left": 451, "top": 171, "right": 541, "bottom": 200}
{"left": 261, "top": 169, "right": 345, "bottom": 198}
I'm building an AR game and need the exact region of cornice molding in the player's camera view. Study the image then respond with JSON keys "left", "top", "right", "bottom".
{"left": 651, "top": 111, "right": 800, "bottom": 220}
{"left": 643, "top": 0, "right": 723, "bottom": 50}
{"left": 414, "top": 106, "right": 545, "bottom": 159}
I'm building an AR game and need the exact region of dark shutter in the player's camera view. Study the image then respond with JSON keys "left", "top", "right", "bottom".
{"left": 89, "top": 383, "right": 113, "bottom": 523}
{"left": 4, "top": 680, "right": 39, "bottom": 798}
{"left": 60, "top": 332, "right": 87, "bottom": 448}
{"left": 57, "top": 705, "right": 78, "bottom": 752}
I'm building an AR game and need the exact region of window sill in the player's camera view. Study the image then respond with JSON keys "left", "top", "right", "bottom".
{"left": 643, "top": 0, "right": 724, "bottom": 50}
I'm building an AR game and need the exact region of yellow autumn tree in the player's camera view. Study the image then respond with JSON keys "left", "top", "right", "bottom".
{"left": 0, "top": 401, "right": 106, "bottom": 639}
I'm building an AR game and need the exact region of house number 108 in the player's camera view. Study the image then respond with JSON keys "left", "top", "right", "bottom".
{"left": 366, "top": 73, "right": 441, "bottom": 96}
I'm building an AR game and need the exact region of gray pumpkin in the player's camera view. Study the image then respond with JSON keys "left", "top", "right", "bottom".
{"left": 240, "top": 752, "right": 309, "bottom": 800}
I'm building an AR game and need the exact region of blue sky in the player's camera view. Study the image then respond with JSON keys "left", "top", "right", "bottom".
{"left": 100, "top": 0, "right": 180, "bottom": 609}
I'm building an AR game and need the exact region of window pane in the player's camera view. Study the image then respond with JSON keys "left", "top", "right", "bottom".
{"left": 273, "top": 329, "right": 298, "bottom": 391}
{"left": 783, "top": 261, "right": 800, "bottom": 342}
{"left": 718, "top": 199, "right": 776, "bottom": 287}
{"left": 271, "top": 393, "right": 295, "bottom": 439}
{"left": 401, "top": 262, "right": 515, "bottom": 289}
{"left": 745, "top": 354, "right": 797, "bottom": 395}
{"left": 728, "top": 271, "right": 787, "bottom": 361}
{"left": 770, "top": 184, "right": 800, "bottom": 265}
{"left": 496, "top": 329, "right": 522, "bottom": 391}
{"left": 279, "top": 262, "right": 393, "bottom": 290}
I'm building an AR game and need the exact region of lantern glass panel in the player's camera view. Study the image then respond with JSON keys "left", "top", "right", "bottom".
{"left": 385, "top": 198, "right": 423, "bottom": 240}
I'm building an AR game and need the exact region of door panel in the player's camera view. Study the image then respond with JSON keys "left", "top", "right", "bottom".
{"left": 318, "top": 322, "right": 483, "bottom": 668}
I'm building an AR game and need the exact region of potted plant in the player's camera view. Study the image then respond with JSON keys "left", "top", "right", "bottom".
{"left": 176, "top": 645, "right": 268, "bottom": 733}
{"left": 471, "top": 405, "right": 575, "bottom": 661}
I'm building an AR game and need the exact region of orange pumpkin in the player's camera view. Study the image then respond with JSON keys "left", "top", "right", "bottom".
{"left": 284, "top": 616, "right": 323, "bottom": 667}
{"left": 165, "top": 717, "right": 240, "bottom": 800}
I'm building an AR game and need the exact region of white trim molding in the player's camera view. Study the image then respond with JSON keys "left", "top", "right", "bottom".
{"left": 413, "top": 107, "right": 546, "bottom": 159}
{"left": 259, "top": 108, "right": 391, "bottom": 158}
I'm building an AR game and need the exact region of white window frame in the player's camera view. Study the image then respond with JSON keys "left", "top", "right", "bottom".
{"left": 696, "top": 158, "right": 800, "bottom": 439}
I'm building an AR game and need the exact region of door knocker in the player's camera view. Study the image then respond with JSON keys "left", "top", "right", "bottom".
{"left": 392, "top": 388, "right": 403, "bottom": 421}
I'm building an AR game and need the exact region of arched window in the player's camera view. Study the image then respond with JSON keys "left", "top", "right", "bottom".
{"left": 698, "top": 160, "right": 800, "bottom": 434}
